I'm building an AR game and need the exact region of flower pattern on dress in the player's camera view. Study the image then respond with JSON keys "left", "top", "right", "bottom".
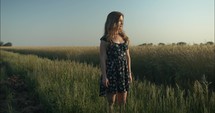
{"left": 99, "top": 37, "right": 129, "bottom": 96}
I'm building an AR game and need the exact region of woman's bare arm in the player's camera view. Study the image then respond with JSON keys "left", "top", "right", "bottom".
{"left": 126, "top": 48, "right": 132, "bottom": 82}
{"left": 100, "top": 40, "right": 109, "bottom": 86}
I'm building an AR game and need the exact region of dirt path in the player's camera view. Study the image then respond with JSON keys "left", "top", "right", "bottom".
{"left": 0, "top": 63, "right": 45, "bottom": 113}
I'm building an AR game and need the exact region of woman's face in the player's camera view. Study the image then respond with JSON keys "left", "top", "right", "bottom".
{"left": 118, "top": 15, "right": 124, "bottom": 32}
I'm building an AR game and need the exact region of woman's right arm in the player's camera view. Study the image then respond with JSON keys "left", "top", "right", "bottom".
{"left": 100, "top": 40, "right": 109, "bottom": 87}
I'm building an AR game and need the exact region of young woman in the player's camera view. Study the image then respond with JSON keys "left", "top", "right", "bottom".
{"left": 99, "top": 11, "right": 132, "bottom": 113}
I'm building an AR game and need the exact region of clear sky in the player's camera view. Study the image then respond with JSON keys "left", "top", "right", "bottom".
{"left": 1, "top": 0, "right": 214, "bottom": 46}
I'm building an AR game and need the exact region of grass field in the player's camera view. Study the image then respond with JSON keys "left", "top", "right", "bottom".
{"left": 0, "top": 45, "right": 215, "bottom": 113}
{"left": 1, "top": 45, "right": 214, "bottom": 89}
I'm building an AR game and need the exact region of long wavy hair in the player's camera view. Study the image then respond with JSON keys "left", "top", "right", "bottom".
{"left": 103, "top": 11, "right": 129, "bottom": 44}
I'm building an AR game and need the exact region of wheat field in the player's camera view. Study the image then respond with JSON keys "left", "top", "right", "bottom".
{"left": 0, "top": 45, "right": 215, "bottom": 113}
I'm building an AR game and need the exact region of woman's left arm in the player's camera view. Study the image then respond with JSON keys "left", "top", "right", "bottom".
{"left": 126, "top": 48, "right": 132, "bottom": 83}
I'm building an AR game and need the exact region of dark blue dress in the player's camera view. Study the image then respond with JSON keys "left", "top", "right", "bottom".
{"left": 99, "top": 36, "right": 129, "bottom": 96}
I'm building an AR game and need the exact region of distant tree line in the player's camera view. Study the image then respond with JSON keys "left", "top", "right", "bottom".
{"left": 0, "top": 41, "right": 12, "bottom": 46}
{"left": 139, "top": 41, "right": 214, "bottom": 46}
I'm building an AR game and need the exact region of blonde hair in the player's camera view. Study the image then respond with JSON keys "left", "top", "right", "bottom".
{"left": 104, "top": 11, "right": 129, "bottom": 44}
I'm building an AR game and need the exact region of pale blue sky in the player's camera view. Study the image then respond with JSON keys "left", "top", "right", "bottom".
{"left": 1, "top": 0, "right": 214, "bottom": 46}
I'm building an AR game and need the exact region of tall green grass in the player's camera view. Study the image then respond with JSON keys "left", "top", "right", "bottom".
{"left": 131, "top": 45, "right": 215, "bottom": 90}
{"left": 1, "top": 45, "right": 214, "bottom": 90}
{"left": 0, "top": 59, "right": 16, "bottom": 113}
{"left": 1, "top": 50, "right": 215, "bottom": 113}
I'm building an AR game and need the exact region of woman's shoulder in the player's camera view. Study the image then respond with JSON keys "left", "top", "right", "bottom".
{"left": 124, "top": 35, "right": 130, "bottom": 45}
{"left": 100, "top": 35, "right": 108, "bottom": 42}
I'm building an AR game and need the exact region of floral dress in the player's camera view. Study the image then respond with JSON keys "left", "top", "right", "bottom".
{"left": 99, "top": 36, "right": 129, "bottom": 96}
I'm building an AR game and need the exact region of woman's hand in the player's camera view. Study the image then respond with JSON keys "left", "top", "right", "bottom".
{"left": 102, "top": 77, "right": 109, "bottom": 87}
{"left": 128, "top": 73, "right": 132, "bottom": 84}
